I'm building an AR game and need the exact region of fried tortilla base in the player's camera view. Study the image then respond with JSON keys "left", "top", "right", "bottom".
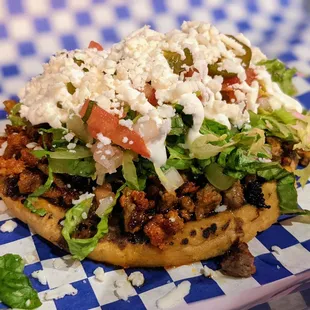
{"left": 0, "top": 181, "right": 279, "bottom": 267}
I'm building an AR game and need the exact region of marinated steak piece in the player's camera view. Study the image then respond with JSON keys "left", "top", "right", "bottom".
{"left": 0, "top": 158, "right": 25, "bottom": 176}
{"left": 17, "top": 169, "right": 44, "bottom": 194}
{"left": 281, "top": 142, "right": 298, "bottom": 171}
{"left": 266, "top": 136, "right": 283, "bottom": 161}
{"left": 144, "top": 210, "right": 184, "bottom": 248}
{"left": 20, "top": 149, "right": 40, "bottom": 167}
{"left": 221, "top": 242, "right": 256, "bottom": 277}
{"left": 178, "top": 181, "right": 199, "bottom": 195}
{"left": 159, "top": 192, "right": 178, "bottom": 212}
{"left": 120, "top": 188, "right": 155, "bottom": 233}
{"left": 223, "top": 180, "right": 245, "bottom": 210}
{"left": 296, "top": 149, "right": 310, "bottom": 167}
{"left": 195, "top": 184, "right": 222, "bottom": 219}
{"left": 4, "top": 132, "right": 30, "bottom": 159}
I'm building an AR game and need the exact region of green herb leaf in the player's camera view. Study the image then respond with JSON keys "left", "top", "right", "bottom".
{"left": 0, "top": 254, "right": 42, "bottom": 309}
{"left": 258, "top": 59, "right": 297, "bottom": 96}
{"left": 122, "top": 151, "right": 140, "bottom": 190}
{"left": 164, "top": 48, "right": 193, "bottom": 75}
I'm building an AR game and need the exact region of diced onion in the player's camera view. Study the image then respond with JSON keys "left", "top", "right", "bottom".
{"left": 155, "top": 166, "right": 184, "bottom": 192}
{"left": 67, "top": 114, "right": 93, "bottom": 143}
{"left": 95, "top": 195, "right": 115, "bottom": 217}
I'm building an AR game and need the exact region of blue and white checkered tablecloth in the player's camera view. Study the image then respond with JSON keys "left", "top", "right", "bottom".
{"left": 0, "top": 1, "right": 310, "bottom": 309}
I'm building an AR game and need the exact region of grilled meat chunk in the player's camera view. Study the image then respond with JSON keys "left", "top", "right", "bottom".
{"left": 160, "top": 192, "right": 178, "bottom": 212}
{"left": 221, "top": 242, "right": 256, "bottom": 277}
{"left": 17, "top": 169, "right": 44, "bottom": 194}
{"left": 0, "top": 158, "right": 25, "bottom": 176}
{"left": 223, "top": 180, "right": 245, "bottom": 210}
{"left": 195, "top": 184, "right": 222, "bottom": 219}
{"left": 266, "top": 137, "right": 283, "bottom": 161}
{"left": 178, "top": 181, "right": 200, "bottom": 195}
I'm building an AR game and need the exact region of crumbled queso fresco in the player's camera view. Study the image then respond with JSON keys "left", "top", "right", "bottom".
{"left": 18, "top": 21, "right": 302, "bottom": 167}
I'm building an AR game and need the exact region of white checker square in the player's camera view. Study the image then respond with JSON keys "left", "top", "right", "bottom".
{"left": 36, "top": 36, "right": 61, "bottom": 56}
{"left": 20, "top": 58, "right": 43, "bottom": 77}
{"left": 117, "top": 20, "right": 141, "bottom": 40}
{"left": 293, "top": 76, "right": 310, "bottom": 96}
{"left": 166, "top": 262, "right": 203, "bottom": 282}
{"left": 293, "top": 45, "right": 310, "bottom": 62}
{"left": 51, "top": 11, "right": 75, "bottom": 33}
{"left": 38, "top": 292, "right": 57, "bottom": 310}
{"left": 287, "top": 61, "right": 310, "bottom": 76}
{"left": 166, "top": 0, "right": 189, "bottom": 13}
{"left": 0, "top": 42, "right": 18, "bottom": 64}
{"left": 2, "top": 76, "right": 26, "bottom": 94}
{"left": 41, "top": 256, "right": 87, "bottom": 289}
{"left": 212, "top": 270, "right": 260, "bottom": 295}
{"left": 8, "top": 16, "right": 34, "bottom": 40}
{"left": 67, "top": 0, "right": 92, "bottom": 10}
{"left": 248, "top": 238, "right": 270, "bottom": 257}
{"left": 93, "top": 6, "right": 116, "bottom": 27}
{"left": 130, "top": 0, "right": 153, "bottom": 21}
{"left": 0, "top": 236, "right": 40, "bottom": 264}
{"left": 225, "top": 2, "right": 248, "bottom": 20}
{"left": 281, "top": 215, "right": 310, "bottom": 243}
{"left": 77, "top": 28, "right": 102, "bottom": 50}
{"left": 272, "top": 244, "right": 310, "bottom": 274}
{"left": 297, "top": 185, "right": 310, "bottom": 211}
{"left": 89, "top": 269, "right": 136, "bottom": 306}
{"left": 139, "top": 282, "right": 187, "bottom": 310}
{"left": 152, "top": 14, "right": 178, "bottom": 33}
{"left": 25, "top": 0, "right": 50, "bottom": 15}
{"left": 190, "top": 9, "right": 213, "bottom": 25}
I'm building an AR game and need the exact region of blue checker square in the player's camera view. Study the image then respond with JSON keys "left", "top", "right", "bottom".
{"left": 0, "top": 303, "right": 8, "bottom": 309}
{"left": 271, "top": 14, "right": 284, "bottom": 23}
{"left": 81, "top": 258, "right": 120, "bottom": 278}
{"left": 297, "top": 92, "right": 310, "bottom": 110}
{"left": 9, "top": 94, "right": 19, "bottom": 102}
{"left": 115, "top": 5, "right": 130, "bottom": 19}
{"left": 76, "top": 11, "right": 92, "bottom": 26}
{"left": 51, "top": 0, "right": 66, "bottom": 9}
{"left": 1, "top": 64, "right": 19, "bottom": 78}
{"left": 24, "top": 262, "right": 49, "bottom": 292}
{"left": 250, "top": 303, "right": 272, "bottom": 310}
{"left": 236, "top": 20, "right": 252, "bottom": 32}
{"left": 246, "top": 0, "right": 259, "bottom": 13}
{"left": 18, "top": 41, "right": 36, "bottom": 56}
{"left": 0, "top": 219, "right": 30, "bottom": 245}
{"left": 124, "top": 267, "right": 173, "bottom": 294}
{"left": 34, "top": 17, "right": 51, "bottom": 33}
{"left": 278, "top": 51, "right": 298, "bottom": 63}
{"left": 177, "top": 14, "right": 191, "bottom": 27}
{"left": 255, "top": 223, "right": 299, "bottom": 250}
{"left": 176, "top": 276, "right": 224, "bottom": 303}
{"left": 101, "top": 27, "right": 120, "bottom": 43}
{"left": 189, "top": 0, "right": 203, "bottom": 7}
{"left": 6, "top": 0, "right": 24, "bottom": 14}
{"left": 212, "top": 8, "right": 227, "bottom": 21}
{"left": 301, "top": 288, "right": 310, "bottom": 307}
{"left": 102, "top": 295, "right": 146, "bottom": 310}
{"left": 61, "top": 34, "right": 79, "bottom": 50}
{"left": 54, "top": 279, "right": 99, "bottom": 310}
{"left": 32, "top": 234, "right": 67, "bottom": 261}
{"left": 152, "top": 0, "right": 167, "bottom": 14}
{"left": 0, "top": 24, "right": 8, "bottom": 39}
{"left": 0, "top": 110, "right": 6, "bottom": 121}
{"left": 301, "top": 239, "right": 310, "bottom": 252}
{"left": 252, "top": 254, "right": 292, "bottom": 285}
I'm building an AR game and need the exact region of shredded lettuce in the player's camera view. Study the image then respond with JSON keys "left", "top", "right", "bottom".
{"left": 24, "top": 166, "right": 54, "bottom": 216}
{"left": 8, "top": 103, "right": 27, "bottom": 126}
{"left": 32, "top": 145, "right": 92, "bottom": 159}
{"left": 0, "top": 254, "right": 41, "bottom": 309}
{"left": 200, "top": 119, "right": 230, "bottom": 136}
{"left": 49, "top": 157, "right": 95, "bottom": 178}
{"left": 258, "top": 59, "right": 297, "bottom": 96}
{"left": 122, "top": 151, "right": 140, "bottom": 190}
{"left": 62, "top": 185, "right": 126, "bottom": 260}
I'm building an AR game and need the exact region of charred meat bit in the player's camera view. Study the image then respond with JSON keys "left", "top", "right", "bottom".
{"left": 195, "top": 184, "right": 222, "bottom": 220}
{"left": 144, "top": 210, "right": 184, "bottom": 248}
{"left": 159, "top": 192, "right": 178, "bottom": 212}
{"left": 281, "top": 143, "right": 298, "bottom": 171}
{"left": 3, "top": 100, "right": 17, "bottom": 114}
{"left": 202, "top": 223, "right": 217, "bottom": 239}
{"left": 296, "top": 149, "right": 310, "bottom": 167}
{"left": 177, "top": 181, "right": 200, "bottom": 195}
{"left": 244, "top": 180, "right": 270, "bottom": 209}
{"left": 20, "top": 149, "right": 39, "bottom": 167}
{"left": 179, "top": 209, "right": 192, "bottom": 221}
{"left": 120, "top": 188, "right": 154, "bottom": 233}
{"left": 3, "top": 176, "right": 21, "bottom": 198}
{"left": 4, "top": 132, "right": 30, "bottom": 159}
{"left": 266, "top": 137, "right": 283, "bottom": 161}
{"left": 0, "top": 158, "right": 25, "bottom": 176}
{"left": 17, "top": 170, "right": 44, "bottom": 194}
{"left": 221, "top": 242, "right": 256, "bottom": 277}
{"left": 180, "top": 196, "right": 195, "bottom": 213}
{"left": 222, "top": 180, "right": 245, "bottom": 210}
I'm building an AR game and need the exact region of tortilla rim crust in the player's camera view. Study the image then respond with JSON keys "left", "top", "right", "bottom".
{"left": 0, "top": 181, "right": 279, "bottom": 267}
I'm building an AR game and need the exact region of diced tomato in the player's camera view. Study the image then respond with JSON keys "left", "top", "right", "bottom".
{"left": 88, "top": 41, "right": 104, "bottom": 51}
{"left": 184, "top": 68, "right": 198, "bottom": 78}
{"left": 144, "top": 83, "right": 158, "bottom": 106}
{"left": 80, "top": 101, "right": 150, "bottom": 158}
{"left": 245, "top": 68, "right": 256, "bottom": 85}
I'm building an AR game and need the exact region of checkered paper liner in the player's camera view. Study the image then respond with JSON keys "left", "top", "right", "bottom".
{"left": 0, "top": 0, "right": 310, "bottom": 309}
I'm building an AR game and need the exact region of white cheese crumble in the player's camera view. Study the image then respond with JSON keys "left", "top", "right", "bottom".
{"left": 128, "top": 271, "right": 144, "bottom": 287}
{"left": 201, "top": 266, "right": 217, "bottom": 278}
{"left": 44, "top": 284, "right": 78, "bottom": 300}
{"left": 67, "top": 142, "right": 76, "bottom": 150}
{"left": 114, "top": 279, "right": 135, "bottom": 301}
{"left": 25, "top": 300, "right": 31, "bottom": 307}
{"left": 0, "top": 141, "right": 7, "bottom": 156}
{"left": 214, "top": 205, "right": 227, "bottom": 213}
{"left": 156, "top": 281, "right": 191, "bottom": 309}
{"left": 97, "top": 133, "right": 111, "bottom": 145}
{"left": 93, "top": 267, "right": 105, "bottom": 282}
{"left": 64, "top": 132, "right": 75, "bottom": 142}
{"left": 0, "top": 220, "right": 17, "bottom": 233}
{"left": 72, "top": 192, "right": 95, "bottom": 205}
{"left": 81, "top": 212, "right": 87, "bottom": 220}
{"left": 26, "top": 142, "right": 38, "bottom": 149}
{"left": 31, "top": 270, "right": 47, "bottom": 285}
